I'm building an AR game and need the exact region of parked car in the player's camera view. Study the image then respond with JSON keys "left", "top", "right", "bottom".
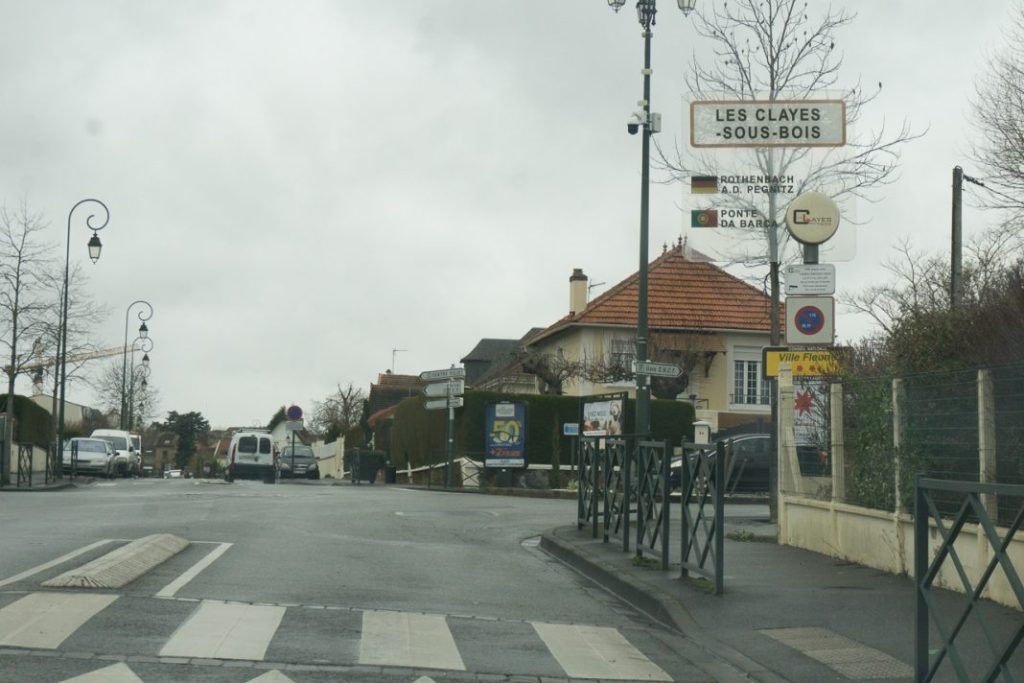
{"left": 62, "top": 438, "right": 116, "bottom": 478}
{"left": 90, "top": 428, "right": 140, "bottom": 477}
{"left": 670, "top": 432, "right": 771, "bottom": 493}
{"left": 224, "top": 430, "right": 277, "bottom": 483}
{"left": 279, "top": 444, "right": 319, "bottom": 480}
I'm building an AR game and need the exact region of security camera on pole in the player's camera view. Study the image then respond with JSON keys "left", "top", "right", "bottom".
{"left": 420, "top": 366, "right": 466, "bottom": 488}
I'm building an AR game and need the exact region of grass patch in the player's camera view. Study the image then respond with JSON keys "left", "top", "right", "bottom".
{"left": 631, "top": 554, "right": 660, "bottom": 569}
{"left": 683, "top": 575, "right": 715, "bottom": 593}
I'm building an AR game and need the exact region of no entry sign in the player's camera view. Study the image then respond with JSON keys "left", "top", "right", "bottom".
{"left": 785, "top": 296, "right": 834, "bottom": 346}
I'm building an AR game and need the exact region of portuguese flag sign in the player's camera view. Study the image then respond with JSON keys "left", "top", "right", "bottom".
{"left": 691, "top": 209, "right": 718, "bottom": 228}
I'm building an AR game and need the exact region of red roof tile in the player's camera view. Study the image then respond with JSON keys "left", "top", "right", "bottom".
{"left": 535, "top": 246, "right": 773, "bottom": 342}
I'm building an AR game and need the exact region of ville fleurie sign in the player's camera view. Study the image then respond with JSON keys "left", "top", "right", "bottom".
{"left": 762, "top": 347, "right": 841, "bottom": 378}
{"left": 690, "top": 99, "right": 846, "bottom": 148}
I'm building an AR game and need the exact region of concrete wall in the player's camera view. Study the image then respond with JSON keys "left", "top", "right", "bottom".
{"left": 779, "top": 494, "right": 1024, "bottom": 610}
{"left": 7, "top": 444, "right": 50, "bottom": 480}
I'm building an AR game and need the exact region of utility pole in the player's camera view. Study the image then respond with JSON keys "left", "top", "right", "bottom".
{"left": 951, "top": 166, "right": 963, "bottom": 309}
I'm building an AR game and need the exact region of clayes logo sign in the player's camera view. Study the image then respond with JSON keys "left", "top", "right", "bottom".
{"left": 791, "top": 209, "right": 835, "bottom": 226}
{"left": 785, "top": 191, "right": 840, "bottom": 245}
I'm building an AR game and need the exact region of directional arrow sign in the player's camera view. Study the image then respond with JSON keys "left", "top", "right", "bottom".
{"left": 425, "top": 397, "right": 463, "bottom": 410}
{"left": 633, "top": 361, "right": 684, "bottom": 378}
{"left": 423, "top": 380, "right": 465, "bottom": 398}
{"left": 419, "top": 367, "right": 466, "bottom": 382}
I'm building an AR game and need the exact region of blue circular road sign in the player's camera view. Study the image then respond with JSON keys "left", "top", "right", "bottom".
{"left": 286, "top": 405, "right": 303, "bottom": 421}
{"left": 794, "top": 306, "right": 825, "bottom": 335}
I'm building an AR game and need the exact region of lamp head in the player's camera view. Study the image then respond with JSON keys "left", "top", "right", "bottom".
{"left": 678, "top": 0, "right": 696, "bottom": 15}
{"left": 87, "top": 233, "right": 102, "bottom": 263}
{"left": 608, "top": 0, "right": 626, "bottom": 10}
{"left": 142, "top": 353, "right": 150, "bottom": 368}
{"left": 139, "top": 321, "right": 149, "bottom": 339}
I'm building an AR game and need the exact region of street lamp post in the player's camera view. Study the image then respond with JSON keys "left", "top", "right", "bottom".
{"left": 608, "top": 0, "right": 696, "bottom": 436}
{"left": 120, "top": 301, "right": 152, "bottom": 430}
{"left": 126, "top": 337, "right": 152, "bottom": 431}
{"left": 56, "top": 200, "right": 108, "bottom": 464}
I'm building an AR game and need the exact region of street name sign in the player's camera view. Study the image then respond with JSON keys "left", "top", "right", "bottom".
{"left": 633, "top": 361, "right": 684, "bottom": 378}
{"left": 761, "top": 347, "right": 841, "bottom": 378}
{"left": 425, "top": 397, "right": 464, "bottom": 410}
{"left": 784, "top": 264, "right": 836, "bottom": 295}
{"left": 419, "top": 367, "right": 466, "bottom": 382}
{"left": 423, "top": 379, "right": 465, "bottom": 398}
{"left": 785, "top": 296, "right": 835, "bottom": 346}
{"left": 690, "top": 99, "right": 846, "bottom": 148}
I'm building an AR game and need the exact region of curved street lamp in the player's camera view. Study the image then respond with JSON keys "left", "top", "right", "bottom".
{"left": 120, "top": 301, "right": 153, "bottom": 429}
{"left": 608, "top": 0, "right": 695, "bottom": 436}
{"left": 56, "top": 200, "right": 109, "bottom": 463}
{"left": 127, "top": 337, "right": 152, "bottom": 432}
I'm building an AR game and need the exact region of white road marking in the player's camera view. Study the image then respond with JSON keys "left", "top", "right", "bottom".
{"left": 395, "top": 511, "right": 406, "bottom": 516}
{"left": 159, "top": 600, "right": 285, "bottom": 660}
{"left": 60, "top": 662, "right": 144, "bottom": 682}
{"left": 245, "top": 671, "right": 297, "bottom": 683}
{"left": 532, "top": 622, "right": 672, "bottom": 681}
{"left": 156, "top": 542, "right": 232, "bottom": 598}
{"left": 359, "top": 610, "right": 465, "bottom": 671}
{"left": 0, "top": 592, "right": 118, "bottom": 649}
{"left": 412, "top": 678, "right": 438, "bottom": 683}
{"left": 0, "top": 539, "right": 115, "bottom": 588}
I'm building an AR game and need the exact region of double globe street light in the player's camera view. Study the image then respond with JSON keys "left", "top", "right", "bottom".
{"left": 120, "top": 301, "right": 152, "bottom": 431}
{"left": 126, "top": 337, "right": 152, "bottom": 432}
{"left": 607, "top": 0, "right": 696, "bottom": 436}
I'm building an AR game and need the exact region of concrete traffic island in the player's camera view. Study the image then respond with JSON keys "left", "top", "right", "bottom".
{"left": 42, "top": 534, "right": 189, "bottom": 589}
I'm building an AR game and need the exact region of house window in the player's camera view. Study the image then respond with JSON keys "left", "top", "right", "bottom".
{"left": 733, "top": 358, "right": 768, "bottom": 405}
{"left": 609, "top": 339, "right": 635, "bottom": 372}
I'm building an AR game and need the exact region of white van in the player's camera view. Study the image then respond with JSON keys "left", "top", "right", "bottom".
{"left": 225, "top": 430, "right": 277, "bottom": 483}
{"left": 90, "top": 429, "right": 140, "bottom": 477}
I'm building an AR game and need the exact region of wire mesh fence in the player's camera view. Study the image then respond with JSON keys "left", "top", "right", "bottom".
{"left": 841, "top": 363, "right": 1024, "bottom": 525}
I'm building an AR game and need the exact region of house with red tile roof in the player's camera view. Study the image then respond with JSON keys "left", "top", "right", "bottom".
{"left": 499, "top": 241, "right": 775, "bottom": 431}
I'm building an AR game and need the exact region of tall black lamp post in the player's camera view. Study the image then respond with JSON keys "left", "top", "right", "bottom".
{"left": 608, "top": 0, "right": 696, "bottom": 436}
{"left": 120, "top": 301, "right": 152, "bottom": 430}
{"left": 126, "top": 337, "right": 152, "bottom": 431}
{"left": 56, "top": 200, "right": 108, "bottom": 459}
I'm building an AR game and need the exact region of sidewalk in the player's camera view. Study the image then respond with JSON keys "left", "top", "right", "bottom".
{"left": 542, "top": 504, "right": 1024, "bottom": 683}
{"left": 0, "top": 476, "right": 76, "bottom": 492}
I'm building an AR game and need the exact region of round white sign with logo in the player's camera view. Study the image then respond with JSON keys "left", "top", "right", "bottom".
{"left": 785, "top": 191, "right": 840, "bottom": 245}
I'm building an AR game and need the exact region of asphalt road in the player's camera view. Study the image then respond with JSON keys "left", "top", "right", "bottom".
{"left": 0, "top": 479, "right": 725, "bottom": 682}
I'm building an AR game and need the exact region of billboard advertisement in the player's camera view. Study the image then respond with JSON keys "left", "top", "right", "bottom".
{"left": 484, "top": 402, "right": 527, "bottom": 468}
{"left": 581, "top": 394, "right": 626, "bottom": 437}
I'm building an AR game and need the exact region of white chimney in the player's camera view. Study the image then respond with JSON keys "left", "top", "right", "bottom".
{"left": 569, "top": 268, "right": 588, "bottom": 315}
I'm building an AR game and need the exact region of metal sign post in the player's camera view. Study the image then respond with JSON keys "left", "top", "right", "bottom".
{"left": 421, "top": 367, "right": 465, "bottom": 488}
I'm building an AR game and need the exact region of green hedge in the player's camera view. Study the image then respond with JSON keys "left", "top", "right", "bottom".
{"left": 387, "top": 390, "right": 695, "bottom": 470}
{"left": 0, "top": 395, "right": 54, "bottom": 447}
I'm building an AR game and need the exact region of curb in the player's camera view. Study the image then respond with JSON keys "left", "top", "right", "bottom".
{"left": 540, "top": 527, "right": 791, "bottom": 683}
{"left": 334, "top": 482, "right": 577, "bottom": 500}
{"left": 0, "top": 480, "right": 77, "bottom": 492}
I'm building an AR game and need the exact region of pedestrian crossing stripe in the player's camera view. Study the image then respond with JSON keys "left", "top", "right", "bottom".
{"left": 160, "top": 600, "right": 286, "bottom": 660}
{"left": 0, "top": 593, "right": 673, "bottom": 681}
{"left": 0, "top": 592, "right": 118, "bottom": 649}
{"left": 60, "top": 662, "right": 143, "bottom": 682}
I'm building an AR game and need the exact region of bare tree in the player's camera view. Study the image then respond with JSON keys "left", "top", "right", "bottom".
{"left": 93, "top": 357, "right": 158, "bottom": 430}
{"left": 311, "top": 382, "right": 366, "bottom": 441}
{"left": 0, "top": 202, "right": 54, "bottom": 482}
{"left": 662, "top": 0, "right": 921, "bottom": 337}
{"left": 971, "top": 3, "right": 1024, "bottom": 218}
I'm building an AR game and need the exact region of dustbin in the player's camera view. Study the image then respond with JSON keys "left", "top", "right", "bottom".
{"left": 385, "top": 466, "right": 397, "bottom": 484}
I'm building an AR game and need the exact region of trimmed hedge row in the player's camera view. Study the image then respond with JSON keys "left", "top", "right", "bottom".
{"left": 387, "top": 390, "right": 695, "bottom": 470}
{"left": 0, "top": 395, "right": 54, "bottom": 447}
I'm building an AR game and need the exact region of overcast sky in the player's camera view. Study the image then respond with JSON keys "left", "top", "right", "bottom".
{"left": 0, "top": 1, "right": 1014, "bottom": 429}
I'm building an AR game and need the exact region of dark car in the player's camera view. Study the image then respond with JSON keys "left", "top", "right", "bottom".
{"left": 279, "top": 444, "right": 320, "bottom": 480}
{"left": 670, "top": 432, "right": 771, "bottom": 493}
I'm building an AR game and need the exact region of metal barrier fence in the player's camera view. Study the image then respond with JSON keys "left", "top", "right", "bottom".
{"left": 914, "top": 476, "right": 1024, "bottom": 682}
{"left": 16, "top": 443, "right": 32, "bottom": 487}
{"left": 574, "top": 436, "right": 693, "bottom": 581}
{"left": 680, "top": 441, "right": 725, "bottom": 595}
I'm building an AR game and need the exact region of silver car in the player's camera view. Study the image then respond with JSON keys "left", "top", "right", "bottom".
{"left": 62, "top": 438, "right": 116, "bottom": 478}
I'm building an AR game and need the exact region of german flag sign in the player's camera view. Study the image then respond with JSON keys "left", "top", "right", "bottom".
{"left": 690, "top": 176, "right": 718, "bottom": 194}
